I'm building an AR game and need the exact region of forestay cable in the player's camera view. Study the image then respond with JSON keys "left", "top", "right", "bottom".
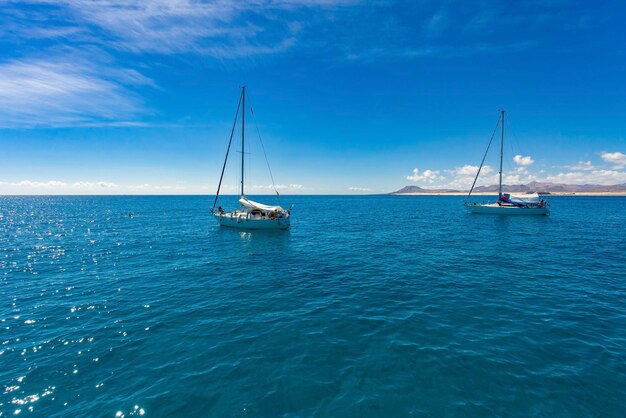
{"left": 212, "top": 92, "right": 242, "bottom": 213}
{"left": 466, "top": 114, "right": 501, "bottom": 202}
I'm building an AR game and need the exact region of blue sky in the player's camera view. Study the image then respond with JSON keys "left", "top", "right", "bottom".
{"left": 1, "top": 0, "right": 625, "bottom": 194}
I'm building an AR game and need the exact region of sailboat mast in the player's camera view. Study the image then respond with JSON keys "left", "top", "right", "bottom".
{"left": 498, "top": 109, "right": 505, "bottom": 198}
{"left": 241, "top": 86, "right": 246, "bottom": 197}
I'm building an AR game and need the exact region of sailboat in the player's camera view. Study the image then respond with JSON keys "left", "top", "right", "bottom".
{"left": 465, "top": 110, "right": 550, "bottom": 215}
{"left": 211, "top": 86, "right": 291, "bottom": 230}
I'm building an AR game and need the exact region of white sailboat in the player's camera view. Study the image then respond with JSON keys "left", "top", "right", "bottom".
{"left": 211, "top": 86, "right": 291, "bottom": 230}
{"left": 465, "top": 110, "right": 549, "bottom": 216}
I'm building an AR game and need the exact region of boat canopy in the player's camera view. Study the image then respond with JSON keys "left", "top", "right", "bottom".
{"left": 505, "top": 192, "right": 541, "bottom": 204}
{"left": 239, "top": 197, "right": 284, "bottom": 212}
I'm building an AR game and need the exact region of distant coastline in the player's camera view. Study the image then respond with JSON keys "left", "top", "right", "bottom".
{"left": 390, "top": 181, "right": 626, "bottom": 196}
{"left": 391, "top": 192, "right": 626, "bottom": 196}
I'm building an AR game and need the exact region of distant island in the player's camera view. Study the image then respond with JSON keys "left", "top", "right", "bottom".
{"left": 390, "top": 181, "right": 626, "bottom": 196}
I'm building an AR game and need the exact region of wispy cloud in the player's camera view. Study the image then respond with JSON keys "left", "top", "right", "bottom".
{"left": 339, "top": 0, "right": 581, "bottom": 62}
{"left": 348, "top": 186, "right": 372, "bottom": 192}
{"left": 0, "top": 0, "right": 591, "bottom": 129}
{"left": 422, "top": 10, "right": 449, "bottom": 38}
{"left": 8, "top": 1, "right": 565, "bottom": 63}
{"left": 346, "top": 41, "right": 537, "bottom": 61}
{"left": 0, "top": 55, "right": 151, "bottom": 127}
{"left": 0, "top": 0, "right": 358, "bottom": 126}
{"left": 10, "top": 0, "right": 354, "bottom": 56}
{"left": 565, "top": 160, "right": 596, "bottom": 171}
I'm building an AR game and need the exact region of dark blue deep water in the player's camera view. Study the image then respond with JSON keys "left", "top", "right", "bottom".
{"left": 2, "top": 195, "right": 626, "bottom": 417}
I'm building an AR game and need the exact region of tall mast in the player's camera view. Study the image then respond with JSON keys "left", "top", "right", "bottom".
{"left": 241, "top": 86, "right": 246, "bottom": 197}
{"left": 498, "top": 109, "right": 504, "bottom": 198}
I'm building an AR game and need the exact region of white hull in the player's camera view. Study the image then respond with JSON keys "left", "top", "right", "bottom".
{"left": 466, "top": 203, "right": 549, "bottom": 216}
{"left": 214, "top": 212, "right": 290, "bottom": 230}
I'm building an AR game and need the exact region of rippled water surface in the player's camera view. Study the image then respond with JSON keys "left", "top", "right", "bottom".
{"left": 2, "top": 195, "right": 626, "bottom": 417}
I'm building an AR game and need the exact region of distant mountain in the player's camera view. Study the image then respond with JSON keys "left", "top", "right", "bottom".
{"left": 391, "top": 182, "right": 626, "bottom": 194}
{"left": 393, "top": 185, "right": 461, "bottom": 194}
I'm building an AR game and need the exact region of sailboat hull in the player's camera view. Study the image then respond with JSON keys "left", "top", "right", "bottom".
{"left": 214, "top": 213, "right": 290, "bottom": 230}
{"left": 466, "top": 203, "right": 549, "bottom": 216}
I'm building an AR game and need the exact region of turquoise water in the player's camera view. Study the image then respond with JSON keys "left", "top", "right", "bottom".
{"left": 2, "top": 195, "right": 626, "bottom": 417}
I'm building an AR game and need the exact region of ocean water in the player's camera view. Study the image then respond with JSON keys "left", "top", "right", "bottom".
{"left": 1, "top": 195, "right": 626, "bottom": 417}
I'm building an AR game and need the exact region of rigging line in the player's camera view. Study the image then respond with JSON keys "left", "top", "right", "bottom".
{"left": 212, "top": 91, "right": 242, "bottom": 213}
{"left": 466, "top": 114, "right": 501, "bottom": 202}
{"left": 504, "top": 113, "right": 515, "bottom": 165}
{"left": 508, "top": 116, "right": 523, "bottom": 166}
{"left": 248, "top": 97, "right": 281, "bottom": 203}
{"left": 247, "top": 144, "right": 251, "bottom": 192}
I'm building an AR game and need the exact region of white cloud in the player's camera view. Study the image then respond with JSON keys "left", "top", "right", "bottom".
{"left": 565, "top": 160, "right": 596, "bottom": 171}
{"left": 406, "top": 168, "right": 441, "bottom": 183}
{"left": 398, "top": 154, "right": 626, "bottom": 192}
{"left": 3, "top": 180, "right": 68, "bottom": 188}
{"left": 446, "top": 172, "right": 499, "bottom": 190}
{"left": 252, "top": 184, "right": 304, "bottom": 191}
{"left": 98, "top": 181, "right": 117, "bottom": 188}
{"left": 401, "top": 164, "right": 498, "bottom": 190}
{"left": 513, "top": 154, "right": 534, "bottom": 167}
{"left": 439, "top": 164, "right": 536, "bottom": 190}
{"left": 0, "top": 56, "right": 151, "bottom": 127}
{"left": 0, "top": 179, "right": 123, "bottom": 194}
{"left": 601, "top": 151, "right": 626, "bottom": 168}
{"left": 454, "top": 165, "right": 493, "bottom": 176}
{"left": 348, "top": 186, "right": 372, "bottom": 192}
{"left": 504, "top": 173, "right": 536, "bottom": 184}
{"left": 279, "top": 184, "right": 304, "bottom": 190}
{"left": 129, "top": 183, "right": 184, "bottom": 191}
{"left": 545, "top": 170, "right": 626, "bottom": 185}
{"left": 72, "top": 181, "right": 118, "bottom": 188}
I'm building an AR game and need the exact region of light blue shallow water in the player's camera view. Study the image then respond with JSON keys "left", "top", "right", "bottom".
{"left": 1, "top": 195, "right": 626, "bottom": 417}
